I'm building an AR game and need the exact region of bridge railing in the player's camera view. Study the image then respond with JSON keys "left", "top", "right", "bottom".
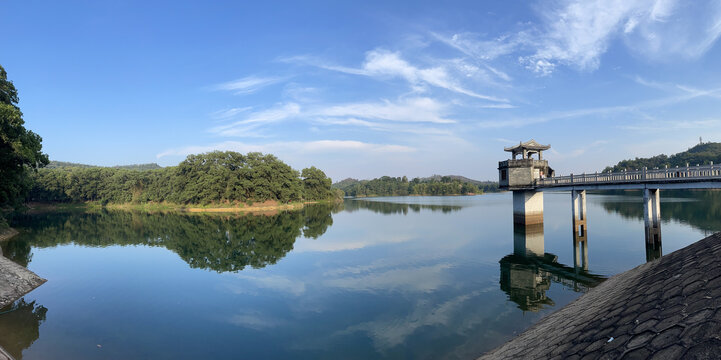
{"left": 536, "top": 163, "right": 721, "bottom": 187}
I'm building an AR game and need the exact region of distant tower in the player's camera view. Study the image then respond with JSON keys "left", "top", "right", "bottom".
{"left": 498, "top": 140, "right": 554, "bottom": 257}
{"left": 498, "top": 140, "right": 554, "bottom": 191}
{"left": 700, "top": 136, "right": 703, "bottom": 145}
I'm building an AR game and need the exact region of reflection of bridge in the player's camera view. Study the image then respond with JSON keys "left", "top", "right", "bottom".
{"left": 498, "top": 140, "right": 721, "bottom": 261}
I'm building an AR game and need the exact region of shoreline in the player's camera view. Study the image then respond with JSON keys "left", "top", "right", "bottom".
{"left": 0, "top": 227, "right": 46, "bottom": 311}
{"left": 24, "top": 200, "right": 337, "bottom": 214}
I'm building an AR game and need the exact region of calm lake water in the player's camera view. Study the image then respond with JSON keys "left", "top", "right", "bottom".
{"left": 2, "top": 191, "right": 720, "bottom": 359}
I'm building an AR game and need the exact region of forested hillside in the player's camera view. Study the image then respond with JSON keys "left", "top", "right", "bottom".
{"left": 333, "top": 175, "right": 492, "bottom": 197}
{"left": 604, "top": 142, "right": 721, "bottom": 172}
{"left": 45, "top": 161, "right": 162, "bottom": 171}
{"left": 1, "top": 65, "right": 48, "bottom": 227}
{"left": 29, "top": 151, "right": 337, "bottom": 205}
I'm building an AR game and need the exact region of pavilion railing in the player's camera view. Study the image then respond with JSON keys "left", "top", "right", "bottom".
{"left": 536, "top": 163, "right": 721, "bottom": 187}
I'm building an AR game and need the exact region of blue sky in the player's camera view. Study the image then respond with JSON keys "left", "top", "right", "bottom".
{"left": 3, "top": 0, "right": 721, "bottom": 180}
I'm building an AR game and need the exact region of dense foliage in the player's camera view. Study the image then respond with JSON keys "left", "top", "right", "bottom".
{"left": 603, "top": 142, "right": 721, "bottom": 172}
{"left": 333, "top": 175, "right": 487, "bottom": 197}
{"left": 0, "top": 65, "right": 48, "bottom": 226}
{"left": 29, "top": 151, "right": 336, "bottom": 205}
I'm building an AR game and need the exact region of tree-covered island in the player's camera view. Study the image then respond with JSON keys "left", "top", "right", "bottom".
{"left": 28, "top": 151, "right": 341, "bottom": 210}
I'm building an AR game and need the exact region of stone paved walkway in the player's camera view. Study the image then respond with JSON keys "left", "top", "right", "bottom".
{"left": 0, "top": 345, "right": 13, "bottom": 360}
{"left": 0, "top": 228, "right": 46, "bottom": 309}
{"left": 480, "top": 232, "right": 721, "bottom": 359}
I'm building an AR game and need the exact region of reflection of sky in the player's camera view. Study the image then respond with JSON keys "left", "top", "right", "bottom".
{"left": 8, "top": 191, "right": 720, "bottom": 359}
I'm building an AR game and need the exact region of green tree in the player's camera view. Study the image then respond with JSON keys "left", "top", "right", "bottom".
{"left": 301, "top": 166, "right": 332, "bottom": 201}
{"left": 0, "top": 65, "right": 48, "bottom": 225}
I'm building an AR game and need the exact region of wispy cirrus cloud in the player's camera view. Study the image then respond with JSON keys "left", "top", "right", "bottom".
{"left": 156, "top": 139, "right": 415, "bottom": 159}
{"left": 478, "top": 84, "right": 721, "bottom": 128}
{"left": 210, "top": 103, "right": 301, "bottom": 136}
{"left": 207, "top": 96, "right": 457, "bottom": 138}
{"left": 619, "top": 119, "right": 721, "bottom": 131}
{"left": 526, "top": 0, "right": 721, "bottom": 74}
{"left": 211, "top": 107, "right": 252, "bottom": 120}
{"left": 284, "top": 50, "right": 508, "bottom": 103}
{"left": 212, "top": 75, "right": 285, "bottom": 94}
{"left": 434, "top": 1, "right": 721, "bottom": 76}
{"left": 316, "top": 97, "right": 455, "bottom": 124}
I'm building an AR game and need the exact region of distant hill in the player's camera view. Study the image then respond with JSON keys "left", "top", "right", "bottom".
{"left": 45, "top": 161, "right": 163, "bottom": 171}
{"left": 113, "top": 163, "right": 163, "bottom": 171}
{"left": 419, "top": 175, "right": 499, "bottom": 193}
{"left": 45, "top": 161, "right": 96, "bottom": 169}
{"left": 332, "top": 178, "right": 360, "bottom": 190}
{"left": 332, "top": 175, "right": 499, "bottom": 197}
{"left": 604, "top": 142, "right": 721, "bottom": 172}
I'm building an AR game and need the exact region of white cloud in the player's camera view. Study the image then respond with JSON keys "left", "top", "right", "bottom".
{"left": 317, "top": 97, "right": 455, "bottom": 124}
{"left": 212, "top": 76, "right": 284, "bottom": 94}
{"left": 204, "top": 96, "right": 458, "bottom": 138}
{"left": 315, "top": 117, "right": 453, "bottom": 136}
{"left": 210, "top": 103, "right": 301, "bottom": 136}
{"left": 211, "top": 107, "right": 252, "bottom": 120}
{"left": 156, "top": 140, "right": 415, "bottom": 159}
{"left": 477, "top": 85, "right": 721, "bottom": 128}
{"left": 434, "top": 1, "right": 721, "bottom": 75}
{"left": 433, "top": 32, "right": 529, "bottom": 75}
{"left": 623, "top": 0, "right": 721, "bottom": 59}
{"left": 525, "top": 0, "right": 721, "bottom": 74}
{"left": 619, "top": 119, "right": 721, "bottom": 131}
{"left": 527, "top": 0, "right": 645, "bottom": 72}
{"left": 289, "top": 50, "right": 508, "bottom": 103}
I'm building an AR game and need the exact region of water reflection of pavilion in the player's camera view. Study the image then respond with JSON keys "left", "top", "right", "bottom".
{"left": 499, "top": 224, "right": 605, "bottom": 312}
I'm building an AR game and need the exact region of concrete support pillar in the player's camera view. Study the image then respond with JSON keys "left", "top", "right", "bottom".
{"left": 512, "top": 190, "right": 544, "bottom": 226}
{"left": 571, "top": 190, "right": 588, "bottom": 270}
{"left": 643, "top": 188, "right": 661, "bottom": 243}
{"left": 571, "top": 190, "right": 587, "bottom": 238}
{"left": 513, "top": 222, "right": 545, "bottom": 257}
{"left": 643, "top": 188, "right": 662, "bottom": 259}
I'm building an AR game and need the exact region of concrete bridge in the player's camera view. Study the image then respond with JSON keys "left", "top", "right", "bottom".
{"left": 498, "top": 140, "right": 721, "bottom": 262}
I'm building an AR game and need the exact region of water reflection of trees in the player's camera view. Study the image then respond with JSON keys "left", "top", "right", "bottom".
{"left": 343, "top": 199, "right": 462, "bottom": 215}
{"left": 8, "top": 204, "right": 336, "bottom": 273}
{"left": 0, "top": 298, "right": 47, "bottom": 360}
{"left": 599, "top": 190, "right": 721, "bottom": 232}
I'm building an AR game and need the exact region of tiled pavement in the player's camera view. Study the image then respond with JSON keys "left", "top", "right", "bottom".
{"left": 480, "top": 232, "right": 721, "bottom": 359}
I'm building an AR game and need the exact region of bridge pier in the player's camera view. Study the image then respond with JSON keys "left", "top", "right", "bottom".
{"left": 571, "top": 190, "right": 587, "bottom": 240}
{"left": 513, "top": 190, "right": 544, "bottom": 226}
{"left": 571, "top": 190, "right": 588, "bottom": 270}
{"left": 643, "top": 188, "right": 662, "bottom": 260}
